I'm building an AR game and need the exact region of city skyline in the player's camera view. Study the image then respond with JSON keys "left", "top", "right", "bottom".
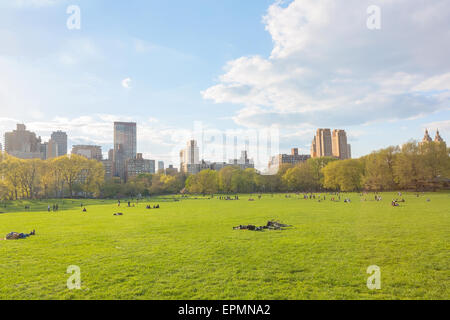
{"left": 2, "top": 121, "right": 447, "bottom": 171}
{"left": 0, "top": 0, "right": 449, "bottom": 166}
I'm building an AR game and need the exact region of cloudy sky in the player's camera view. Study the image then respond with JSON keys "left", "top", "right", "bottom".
{"left": 0, "top": 0, "right": 449, "bottom": 168}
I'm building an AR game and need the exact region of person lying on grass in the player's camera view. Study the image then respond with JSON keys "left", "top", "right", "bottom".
{"left": 4, "top": 230, "right": 36, "bottom": 240}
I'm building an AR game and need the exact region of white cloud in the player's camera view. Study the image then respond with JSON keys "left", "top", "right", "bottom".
{"left": 203, "top": 0, "right": 450, "bottom": 129}
{"left": 413, "top": 73, "right": 450, "bottom": 92}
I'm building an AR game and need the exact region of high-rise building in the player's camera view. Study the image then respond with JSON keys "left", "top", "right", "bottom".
{"left": 310, "top": 139, "right": 317, "bottom": 158}
{"left": 311, "top": 128, "right": 351, "bottom": 159}
{"left": 39, "top": 138, "right": 60, "bottom": 160}
{"left": 158, "top": 161, "right": 165, "bottom": 173}
{"left": 4, "top": 124, "right": 42, "bottom": 159}
{"left": 101, "top": 160, "right": 114, "bottom": 180}
{"left": 72, "top": 145, "right": 103, "bottom": 161}
{"left": 108, "top": 149, "right": 114, "bottom": 161}
{"left": 113, "top": 122, "right": 137, "bottom": 180}
{"left": 46, "top": 139, "right": 59, "bottom": 159}
{"left": 40, "top": 143, "right": 47, "bottom": 160}
{"left": 332, "top": 129, "right": 351, "bottom": 160}
{"left": 180, "top": 140, "right": 200, "bottom": 174}
{"left": 51, "top": 131, "right": 67, "bottom": 157}
{"left": 311, "top": 129, "right": 333, "bottom": 158}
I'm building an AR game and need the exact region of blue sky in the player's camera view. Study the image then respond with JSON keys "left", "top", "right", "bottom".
{"left": 0, "top": 0, "right": 449, "bottom": 169}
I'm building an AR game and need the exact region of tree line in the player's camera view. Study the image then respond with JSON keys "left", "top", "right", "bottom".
{"left": 0, "top": 140, "right": 448, "bottom": 200}
{"left": 0, "top": 153, "right": 104, "bottom": 200}
{"left": 182, "top": 141, "right": 450, "bottom": 194}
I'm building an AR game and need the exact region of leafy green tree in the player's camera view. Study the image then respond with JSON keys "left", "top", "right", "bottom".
{"left": 218, "top": 166, "right": 235, "bottom": 193}
{"left": 362, "top": 146, "right": 399, "bottom": 191}
{"left": 308, "top": 157, "right": 338, "bottom": 190}
{"left": 0, "top": 155, "right": 22, "bottom": 200}
{"left": 283, "top": 162, "right": 316, "bottom": 192}
{"left": 323, "top": 159, "right": 364, "bottom": 192}
{"left": 419, "top": 141, "right": 450, "bottom": 190}
{"left": 322, "top": 161, "right": 340, "bottom": 191}
{"left": 393, "top": 142, "right": 426, "bottom": 191}
{"left": 17, "top": 158, "right": 42, "bottom": 199}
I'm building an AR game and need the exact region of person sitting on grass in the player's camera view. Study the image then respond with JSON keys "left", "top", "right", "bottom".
{"left": 392, "top": 200, "right": 400, "bottom": 207}
{"left": 83, "top": 207, "right": 87, "bottom": 212}
{"left": 5, "top": 230, "right": 35, "bottom": 240}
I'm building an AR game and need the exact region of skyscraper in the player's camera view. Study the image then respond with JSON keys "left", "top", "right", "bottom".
{"left": 51, "top": 131, "right": 68, "bottom": 156}
{"left": 332, "top": 129, "right": 350, "bottom": 160}
{"left": 180, "top": 140, "right": 200, "bottom": 174}
{"left": 113, "top": 122, "right": 137, "bottom": 180}
{"left": 311, "top": 129, "right": 333, "bottom": 158}
{"left": 311, "top": 128, "right": 351, "bottom": 159}
{"left": 46, "top": 139, "right": 59, "bottom": 159}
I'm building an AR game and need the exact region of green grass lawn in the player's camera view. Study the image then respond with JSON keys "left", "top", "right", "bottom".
{"left": 0, "top": 192, "right": 448, "bottom": 300}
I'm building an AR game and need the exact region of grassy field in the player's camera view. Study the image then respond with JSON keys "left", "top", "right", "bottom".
{"left": 0, "top": 192, "right": 448, "bottom": 300}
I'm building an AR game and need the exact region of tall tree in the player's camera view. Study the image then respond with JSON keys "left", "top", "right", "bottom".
{"left": 54, "top": 155, "right": 86, "bottom": 197}
{"left": 363, "top": 146, "right": 399, "bottom": 191}
{"left": 393, "top": 142, "right": 426, "bottom": 191}
{"left": 283, "top": 162, "right": 316, "bottom": 192}
{"left": 218, "top": 166, "right": 235, "bottom": 193}
{"left": 1, "top": 155, "right": 22, "bottom": 200}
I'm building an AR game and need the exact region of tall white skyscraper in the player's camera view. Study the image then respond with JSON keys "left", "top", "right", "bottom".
{"left": 180, "top": 140, "right": 200, "bottom": 174}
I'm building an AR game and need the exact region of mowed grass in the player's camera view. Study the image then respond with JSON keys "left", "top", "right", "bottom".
{"left": 0, "top": 193, "right": 448, "bottom": 300}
